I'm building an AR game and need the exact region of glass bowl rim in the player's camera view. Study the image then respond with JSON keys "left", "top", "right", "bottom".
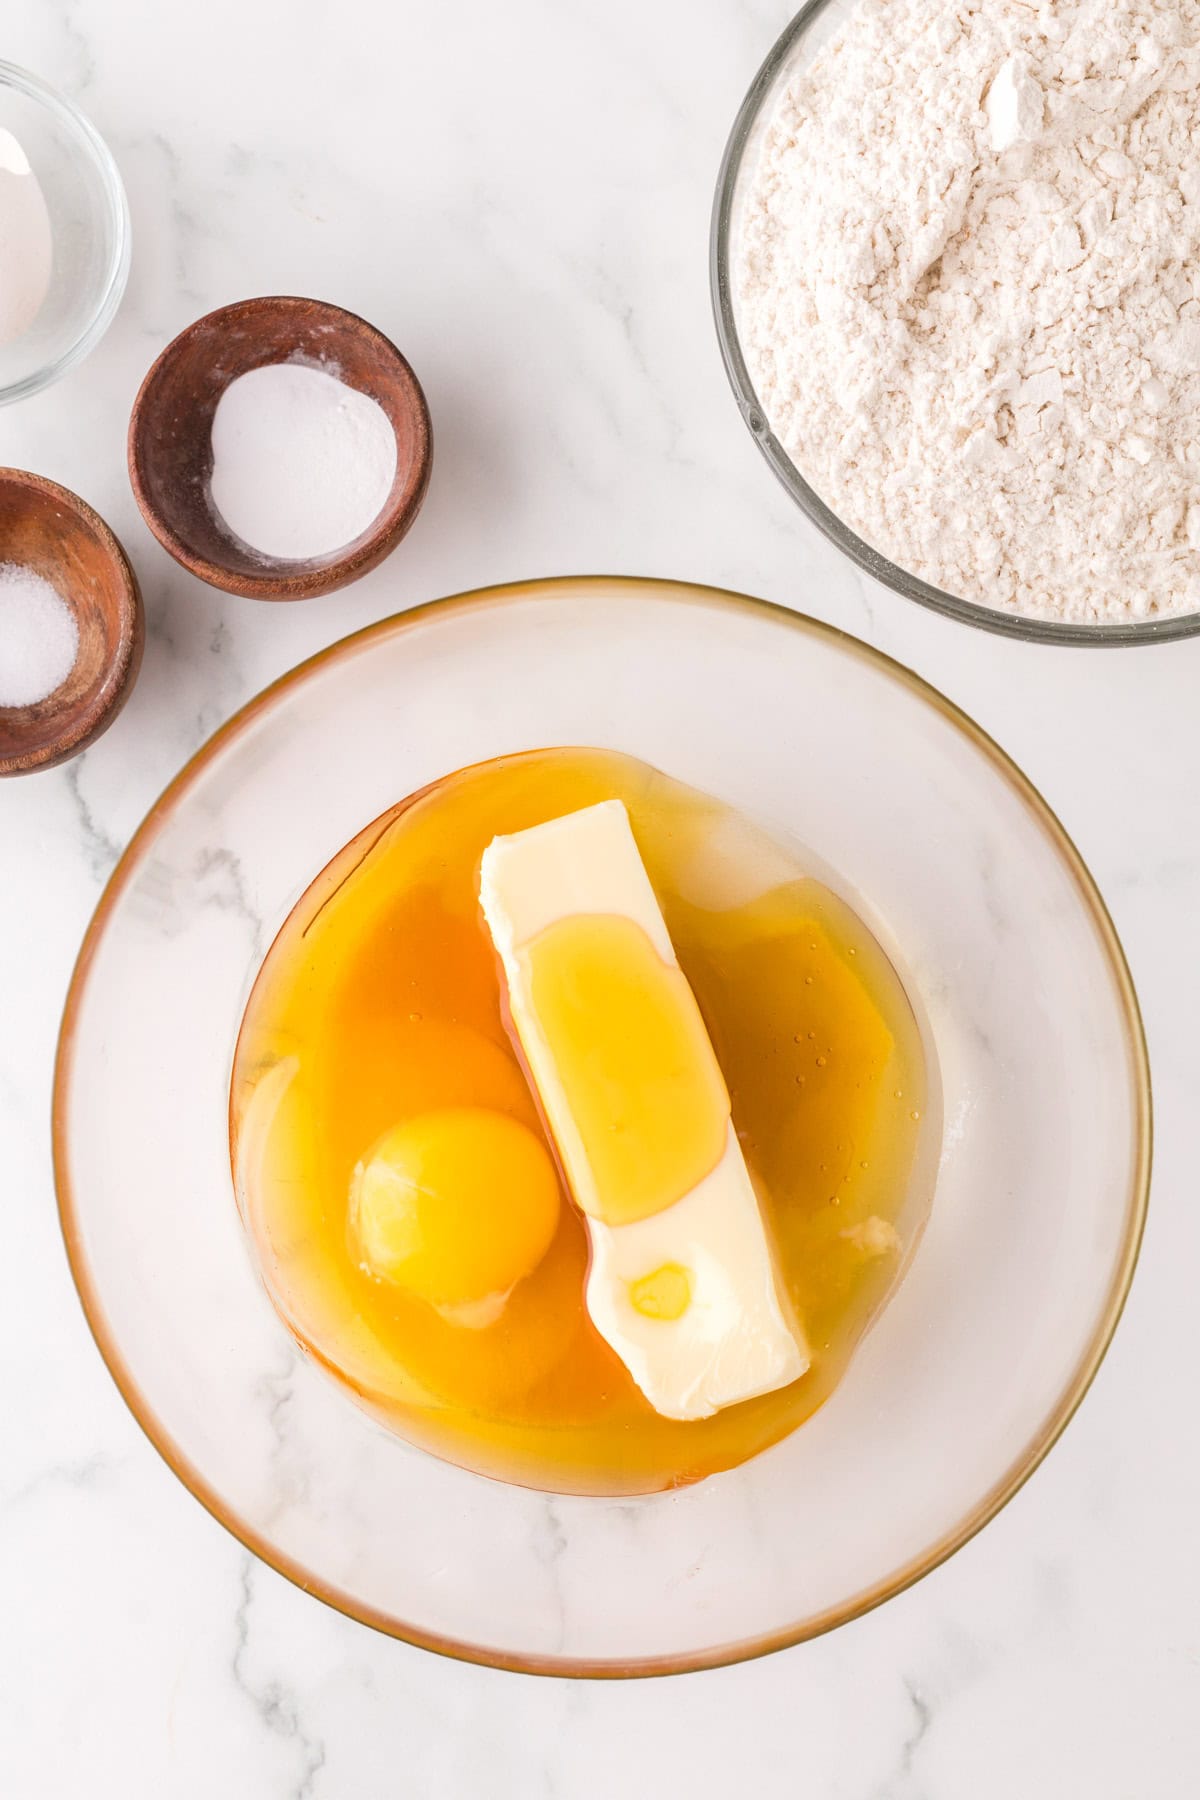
{"left": 51, "top": 575, "right": 1153, "bottom": 1676}
{"left": 709, "top": 0, "right": 1200, "bottom": 648}
{"left": 0, "top": 58, "right": 131, "bottom": 407}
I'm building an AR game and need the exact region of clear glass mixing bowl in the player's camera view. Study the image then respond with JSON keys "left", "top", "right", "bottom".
{"left": 710, "top": 0, "right": 1200, "bottom": 646}
{"left": 0, "top": 61, "right": 130, "bottom": 405}
{"left": 53, "top": 578, "right": 1149, "bottom": 1675}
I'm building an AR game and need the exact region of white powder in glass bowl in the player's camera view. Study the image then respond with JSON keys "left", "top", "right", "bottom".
{"left": 736, "top": 0, "right": 1200, "bottom": 625}
{"left": 0, "top": 127, "right": 52, "bottom": 348}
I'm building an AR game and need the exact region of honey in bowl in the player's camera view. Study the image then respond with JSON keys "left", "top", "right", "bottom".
{"left": 230, "top": 748, "right": 937, "bottom": 1495}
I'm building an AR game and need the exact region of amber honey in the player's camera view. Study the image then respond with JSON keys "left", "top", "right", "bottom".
{"left": 230, "top": 749, "right": 934, "bottom": 1495}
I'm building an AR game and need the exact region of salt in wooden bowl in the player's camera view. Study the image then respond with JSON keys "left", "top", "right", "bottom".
{"left": 0, "top": 469, "right": 143, "bottom": 777}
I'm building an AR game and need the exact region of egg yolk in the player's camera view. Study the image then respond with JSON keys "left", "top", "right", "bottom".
{"left": 350, "top": 1107, "right": 561, "bottom": 1316}
{"left": 629, "top": 1262, "right": 692, "bottom": 1321}
{"left": 523, "top": 913, "right": 729, "bottom": 1226}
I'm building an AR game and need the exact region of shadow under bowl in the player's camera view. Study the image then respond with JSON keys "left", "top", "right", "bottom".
{"left": 128, "top": 296, "right": 432, "bottom": 602}
{"left": 0, "top": 469, "right": 143, "bottom": 776}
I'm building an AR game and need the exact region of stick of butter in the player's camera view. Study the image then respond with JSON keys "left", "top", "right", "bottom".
{"left": 480, "top": 799, "right": 808, "bottom": 1421}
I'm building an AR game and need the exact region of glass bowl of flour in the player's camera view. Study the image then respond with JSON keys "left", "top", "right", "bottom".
{"left": 0, "top": 62, "right": 130, "bottom": 406}
{"left": 712, "top": 0, "right": 1200, "bottom": 644}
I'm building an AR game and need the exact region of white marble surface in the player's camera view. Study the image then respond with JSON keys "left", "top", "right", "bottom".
{"left": 1, "top": 0, "right": 1197, "bottom": 1792}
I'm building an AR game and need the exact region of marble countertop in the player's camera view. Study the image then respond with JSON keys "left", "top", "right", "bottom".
{"left": 2, "top": 0, "right": 1197, "bottom": 1792}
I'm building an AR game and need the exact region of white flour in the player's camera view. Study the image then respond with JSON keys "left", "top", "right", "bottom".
{"left": 737, "top": 0, "right": 1200, "bottom": 623}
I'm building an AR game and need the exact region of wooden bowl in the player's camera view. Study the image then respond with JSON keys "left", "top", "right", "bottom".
{"left": 0, "top": 470, "right": 144, "bottom": 777}
{"left": 127, "top": 297, "right": 433, "bottom": 601}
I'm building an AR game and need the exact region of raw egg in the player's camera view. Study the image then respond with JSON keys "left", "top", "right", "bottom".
{"left": 230, "top": 748, "right": 936, "bottom": 1495}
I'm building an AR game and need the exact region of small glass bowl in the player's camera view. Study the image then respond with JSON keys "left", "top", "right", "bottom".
{"left": 710, "top": 0, "right": 1200, "bottom": 646}
{"left": 0, "top": 61, "right": 130, "bottom": 405}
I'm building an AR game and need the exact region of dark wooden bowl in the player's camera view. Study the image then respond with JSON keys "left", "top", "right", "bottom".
{"left": 0, "top": 470, "right": 144, "bottom": 777}
{"left": 127, "top": 296, "right": 433, "bottom": 601}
